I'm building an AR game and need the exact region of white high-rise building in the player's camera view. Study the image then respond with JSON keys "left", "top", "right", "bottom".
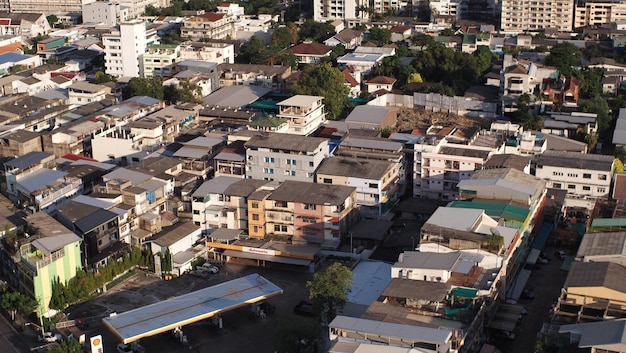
{"left": 500, "top": 0, "right": 574, "bottom": 32}
{"left": 314, "top": 0, "right": 363, "bottom": 22}
{"left": 103, "top": 21, "right": 148, "bottom": 78}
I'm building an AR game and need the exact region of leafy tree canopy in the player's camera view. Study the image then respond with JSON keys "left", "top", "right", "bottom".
{"left": 292, "top": 63, "right": 351, "bottom": 120}
{"left": 272, "top": 26, "right": 296, "bottom": 49}
{"left": 307, "top": 262, "right": 353, "bottom": 323}
{"left": 545, "top": 43, "right": 582, "bottom": 77}
{"left": 49, "top": 339, "right": 84, "bottom": 353}
{"left": 575, "top": 67, "right": 604, "bottom": 99}
{"left": 124, "top": 77, "right": 164, "bottom": 100}
{"left": 369, "top": 27, "right": 392, "bottom": 46}
{"left": 581, "top": 95, "right": 611, "bottom": 134}
{"left": 298, "top": 20, "right": 335, "bottom": 42}
{"left": 46, "top": 15, "right": 58, "bottom": 26}
{"left": 274, "top": 315, "right": 319, "bottom": 353}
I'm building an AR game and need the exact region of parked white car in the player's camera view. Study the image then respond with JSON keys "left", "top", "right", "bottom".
{"left": 38, "top": 332, "right": 62, "bottom": 343}
{"left": 197, "top": 263, "right": 219, "bottom": 274}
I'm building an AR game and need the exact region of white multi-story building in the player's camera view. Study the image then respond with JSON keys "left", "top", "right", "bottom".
{"left": 535, "top": 151, "right": 614, "bottom": 209}
{"left": 500, "top": 0, "right": 574, "bottom": 32}
{"left": 142, "top": 44, "right": 179, "bottom": 78}
{"left": 429, "top": 0, "right": 461, "bottom": 18}
{"left": 178, "top": 41, "right": 234, "bottom": 64}
{"left": 82, "top": 1, "right": 127, "bottom": 26}
{"left": 313, "top": 0, "right": 361, "bottom": 22}
{"left": 416, "top": 142, "right": 495, "bottom": 201}
{"left": 103, "top": 21, "right": 156, "bottom": 78}
{"left": 275, "top": 95, "right": 326, "bottom": 136}
{"left": 244, "top": 133, "right": 330, "bottom": 183}
{"left": 181, "top": 12, "right": 236, "bottom": 40}
{"left": 118, "top": 0, "right": 169, "bottom": 19}
{"left": 67, "top": 81, "right": 111, "bottom": 107}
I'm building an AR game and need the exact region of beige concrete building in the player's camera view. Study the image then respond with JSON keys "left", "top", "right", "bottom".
{"left": 500, "top": 0, "right": 574, "bottom": 32}
{"left": 574, "top": 0, "right": 626, "bottom": 29}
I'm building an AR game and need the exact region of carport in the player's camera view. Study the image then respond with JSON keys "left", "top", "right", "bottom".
{"left": 507, "top": 269, "right": 531, "bottom": 301}
{"left": 526, "top": 249, "right": 540, "bottom": 265}
{"left": 102, "top": 273, "right": 283, "bottom": 344}
{"left": 223, "top": 249, "right": 312, "bottom": 266}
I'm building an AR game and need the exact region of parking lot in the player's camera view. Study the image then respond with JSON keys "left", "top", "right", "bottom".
{"left": 491, "top": 245, "right": 570, "bottom": 353}
{"left": 62, "top": 262, "right": 313, "bottom": 353}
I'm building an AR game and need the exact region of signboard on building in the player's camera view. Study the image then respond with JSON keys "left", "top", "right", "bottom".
{"left": 242, "top": 246, "right": 276, "bottom": 256}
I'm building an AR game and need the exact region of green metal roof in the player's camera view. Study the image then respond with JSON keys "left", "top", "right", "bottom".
{"left": 591, "top": 218, "right": 626, "bottom": 228}
{"left": 451, "top": 287, "right": 478, "bottom": 298}
{"left": 249, "top": 116, "right": 287, "bottom": 128}
{"left": 450, "top": 201, "right": 529, "bottom": 223}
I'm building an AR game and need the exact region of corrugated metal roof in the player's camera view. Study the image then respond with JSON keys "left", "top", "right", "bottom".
{"left": 450, "top": 201, "right": 529, "bottom": 223}
{"left": 18, "top": 169, "right": 68, "bottom": 193}
{"left": 5, "top": 151, "right": 53, "bottom": 171}
{"left": 102, "top": 274, "right": 282, "bottom": 343}
{"left": 329, "top": 315, "right": 452, "bottom": 344}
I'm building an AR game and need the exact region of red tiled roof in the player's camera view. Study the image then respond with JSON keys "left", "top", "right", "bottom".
{"left": 613, "top": 174, "right": 626, "bottom": 200}
{"left": 367, "top": 76, "right": 396, "bottom": 85}
{"left": 198, "top": 12, "right": 226, "bottom": 21}
{"left": 218, "top": 2, "right": 231, "bottom": 6}
{"left": 342, "top": 68, "right": 358, "bottom": 87}
{"left": 285, "top": 42, "right": 332, "bottom": 56}
{"left": 390, "top": 25, "right": 411, "bottom": 33}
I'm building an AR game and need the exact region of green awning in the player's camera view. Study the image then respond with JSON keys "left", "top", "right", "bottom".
{"left": 451, "top": 287, "right": 478, "bottom": 298}
{"left": 591, "top": 218, "right": 626, "bottom": 228}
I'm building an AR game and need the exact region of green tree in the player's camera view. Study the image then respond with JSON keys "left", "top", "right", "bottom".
{"left": 307, "top": 262, "right": 353, "bottom": 323}
{"left": 583, "top": 43, "right": 605, "bottom": 60}
{"left": 575, "top": 67, "right": 604, "bottom": 99}
{"left": 615, "top": 146, "right": 626, "bottom": 163}
{"left": 615, "top": 158, "right": 624, "bottom": 174}
{"left": 512, "top": 93, "right": 542, "bottom": 130}
{"left": 10, "top": 64, "right": 27, "bottom": 74}
{"left": 272, "top": 26, "right": 295, "bottom": 49}
{"left": 545, "top": 42, "right": 582, "bottom": 77}
{"left": 164, "top": 81, "right": 202, "bottom": 105}
{"left": 1, "top": 291, "right": 36, "bottom": 320}
{"left": 472, "top": 45, "right": 495, "bottom": 76}
{"left": 369, "top": 27, "right": 392, "bottom": 46}
{"left": 238, "top": 36, "right": 268, "bottom": 64}
{"left": 49, "top": 339, "right": 85, "bottom": 353}
{"left": 581, "top": 95, "right": 611, "bottom": 133}
{"left": 298, "top": 20, "right": 335, "bottom": 42}
{"left": 410, "top": 33, "right": 436, "bottom": 50}
{"left": 144, "top": 4, "right": 160, "bottom": 15}
{"left": 440, "top": 28, "right": 456, "bottom": 36}
{"left": 274, "top": 315, "right": 318, "bottom": 353}
{"left": 292, "top": 63, "right": 351, "bottom": 120}
{"left": 46, "top": 15, "right": 59, "bottom": 27}
{"left": 94, "top": 71, "right": 117, "bottom": 84}
{"left": 124, "top": 77, "right": 164, "bottom": 100}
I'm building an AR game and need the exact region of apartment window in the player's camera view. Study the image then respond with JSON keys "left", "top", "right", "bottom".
{"left": 252, "top": 214, "right": 259, "bottom": 221}
{"left": 582, "top": 186, "right": 591, "bottom": 191}
{"left": 583, "top": 173, "right": 591, "bottom": 179}
{"left": 251, "top": 201, "right": 259, "bottom": 208}
{"left": 323, "top": 178, "right": 332, "bottom": 184}
{"left": 302, "top": 217, "right": 316, "bottom": 223}
{"left": 553, "top": 183, "right": 562, "bottom": 188}
{"left": 263, "top": 168, "right": 274, "bottom": 174}
{"left": 304, "top": 204, "right": 317, "bottom": 210}
{"left": 567, "top": 173, "right": 578, "bottom": 178}
{"left": 264, "top": 157, "right": 275, "bottom": 163}
{"left": 553, "top": 171, "right": 563, "bottom": 176}
{"left": 598, "top": 187, "right": 606, "bottom": 193}
{"left": 567, "top": 184, "right": 576, "bottom": 189}
{"left": 308, "top": 161, "right": 314, "bottom": 167}
{"left": 286, "top": 159, "right": 296, "bottom": 166}
{"left": 369, "top": 183, "right": 378, "bottom": 188}
{"left": 599, "top": 174, "right": 607, "bottom": 181}
{"left": 253, "top": 226, "right": 258, "bottom": 232}
{"left": 275, "top": 201, "right": 288, "bottom": 208}
{"left": 274, "top": 225, "right": 288, "bottom": 232}
{"left": 193, "top": 210, "right": 200, "bottom": 215}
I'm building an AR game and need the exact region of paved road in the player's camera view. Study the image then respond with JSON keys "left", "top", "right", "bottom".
{"left": 493, "top": 245, "right": 570, "bottom": 353}
{"left": 0, "top": 312, "right": 32, "bottom": 353}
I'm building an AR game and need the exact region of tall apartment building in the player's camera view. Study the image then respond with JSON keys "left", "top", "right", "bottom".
{"left": 500, "top": 0, "right": 574, "bottom": 32}
{"left": 244, "top": 133, "right": 330, "bottom": 183}
{"left": 574, "top": 0, "right": 626, "bottom": 29}
{"left": 313, "top": 0, "right": 361, "bottom": 22}
{"left": 181, "top": 12, "right": 236, "bottom": 40}
{"left": 103, "top": 21, "right": 152, "bottom": 78}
